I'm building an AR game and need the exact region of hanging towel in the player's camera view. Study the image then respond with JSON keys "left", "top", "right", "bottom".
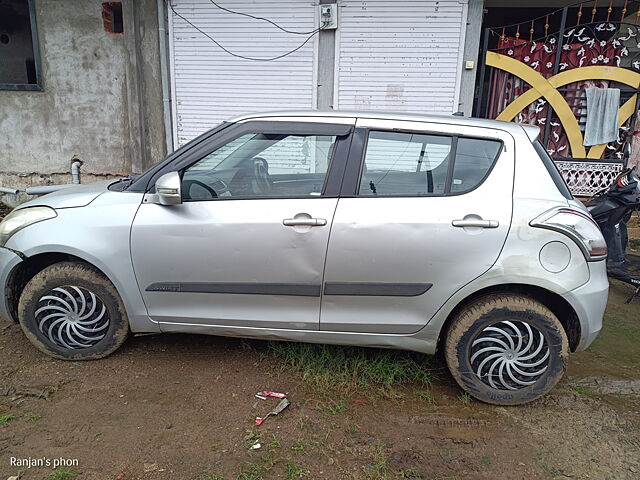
{"left": 583, "top": 87, "right": 620, "bottom": 146}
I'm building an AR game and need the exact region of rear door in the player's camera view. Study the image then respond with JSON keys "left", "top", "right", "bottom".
{"left": 320, "top": 118, "right": 515, "bottom": 333}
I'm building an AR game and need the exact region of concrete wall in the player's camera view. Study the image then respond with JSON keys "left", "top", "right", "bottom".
{"left": 0, "top": 0, "right": 165, "bottom": 206}
{"left": 123, "top": 0, "right": 166, "bottom": 175}
{"left": 458, "top": 0, "right": 484, "bottom": 116}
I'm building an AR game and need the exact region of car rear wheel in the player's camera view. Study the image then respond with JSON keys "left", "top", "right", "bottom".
{"left": 18, "top": 261, "right": 129, "bottom": 360}
{"left": 444, "top": 294, "right": 569, "bottom": 405}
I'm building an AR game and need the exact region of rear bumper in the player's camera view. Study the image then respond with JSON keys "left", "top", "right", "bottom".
{"left": 561, "top": 260, "right": 609, "bottom": 351}
{"left": 0, "top": 247, "right": 23, "bottom": 323}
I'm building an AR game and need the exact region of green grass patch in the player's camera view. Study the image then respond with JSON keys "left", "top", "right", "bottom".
{"left": 396, "top": 469, "right": 457, "bottom": 479}
{"left": 268, "top": 342, "right": 437, "bottom": 395}
{"left": 236, "top": 462, "right": 267, "bottom": 480}
{"left": 283, "top": 461, "right": 307, "bottom": 479}
{"left": 25, "top": 412, "right": 42, "bottom": 422}
{"left": 571, "top": 385, "right": 591, "bottom": 396}
{"left": 0, "top": 413, "right": 16, "bottom": 425}
{"left": 48, "top": 470, "right": 76, "bottom": 480}
{"left": 237, "top": 456, "right": 279, "bottom": 480}
{"left": 415, "top": 390, "right": 435, "bottom": 404}
{"left": 362, "top": 443, "right": 390, "bottom": 480}
{"left": 318, "top": 399, "right": 346, "bottom": 416}
{"left": 290, "top": 439, "right": 309, "bottom": 452}
{"left": 266, "top": 434, "right": 281, "bottom": 449}
{"left": 457, "top": 392, "right": 472, "bottom": 405}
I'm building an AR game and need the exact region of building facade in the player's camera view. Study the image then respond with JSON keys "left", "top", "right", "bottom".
{"left": 0, "top": 0, "right": 166, "bottom": 204}
{"left": 0, "top": 0, "right": 483, "bottom": 205}
{"left": 167, "top": 0, "right": 481, "bottom": 148}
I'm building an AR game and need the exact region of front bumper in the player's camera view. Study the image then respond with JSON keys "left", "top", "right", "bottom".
{"left": 0, "top": 246, "right": 23, "bottom": 322}
{"left": 561, "top": 260, "right": 609, "bottom": 351}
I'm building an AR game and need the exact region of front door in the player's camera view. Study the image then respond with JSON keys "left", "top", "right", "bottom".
{"left": 321, "top": 118, "right": 514, "bottom": 334}
{"left": 131, "top": 119, "right": 354, "bottom": 330}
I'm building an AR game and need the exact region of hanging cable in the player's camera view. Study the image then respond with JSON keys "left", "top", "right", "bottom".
{"left": 168, "top": 1, "right": 324, "bottom": 61}
{"left": 206, "top": 0, "right": 320, "bottom": 35}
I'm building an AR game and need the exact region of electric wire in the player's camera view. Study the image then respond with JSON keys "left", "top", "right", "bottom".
{"left": 168, "top": 1, "right": 325, "bottom": 61}
{"left": 207, "top": 0, "right": 320, "bottom": 35}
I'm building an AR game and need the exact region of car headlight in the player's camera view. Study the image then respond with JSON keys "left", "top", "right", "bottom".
{"left": 0, "top": 206, "right": 57, "bottom": 247}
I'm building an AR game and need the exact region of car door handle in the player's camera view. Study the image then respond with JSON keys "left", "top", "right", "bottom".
{"left": 283, "top": 218, "right": 327, "bottom": 227}
{"left": 452, "top": 219, "right": 499, "bottom": 228}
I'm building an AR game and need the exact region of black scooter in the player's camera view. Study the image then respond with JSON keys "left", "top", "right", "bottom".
{"left": 586, "top": 164, "right": 640, "bottom": 302}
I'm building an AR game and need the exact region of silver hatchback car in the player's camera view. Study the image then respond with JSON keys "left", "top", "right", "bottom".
{"left": 0, "top": 111, "right": 608, "bottom": 405}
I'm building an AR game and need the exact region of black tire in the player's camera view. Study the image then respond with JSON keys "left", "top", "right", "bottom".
{"left": 444, "top": 294, "right": 569, "bottom": 406}
{"left": 18, "top": 261, "right": 129, "bottom": 360}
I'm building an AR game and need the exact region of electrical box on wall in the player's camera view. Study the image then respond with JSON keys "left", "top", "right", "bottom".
{"left": 320, "top": 4, "right": 338, "bottom": 30}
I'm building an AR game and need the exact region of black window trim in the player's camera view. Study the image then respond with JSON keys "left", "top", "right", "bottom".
{"left": 443, "top": 136, "right": 459, "bottom": 195}
{"left": 533, "top": 139, "right": 573, "bottom": 200}
{"left": 146, "top": 120, "right": 354, "bottom": 201}
{"left": 0, "top": 0, "right": 43, "bottom": 91}
{"left": 340, "top": 127, "right": 504, "bottom": 198}
{"left": 340, "top": 127, "right": 368, "bottom": 196}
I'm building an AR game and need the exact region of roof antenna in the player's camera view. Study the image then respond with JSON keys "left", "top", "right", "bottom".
{"left": 452, "top": 111, "right": 464, "bottom": 116}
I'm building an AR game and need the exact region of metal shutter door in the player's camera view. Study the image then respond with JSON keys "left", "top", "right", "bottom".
{"left": 169, "top": 0, "right": 318, "bottom": 147}
{"left": 336, "top": 0, "right": 467, "bottom": 113}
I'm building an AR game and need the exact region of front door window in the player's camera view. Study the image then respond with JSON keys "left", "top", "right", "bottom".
{"left": 182, "top": 133, "right": 337, "bottom": 200}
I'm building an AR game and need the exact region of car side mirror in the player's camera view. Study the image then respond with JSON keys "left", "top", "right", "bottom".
{"left": 155, "top": 171, "right": 182, "bottom": 205}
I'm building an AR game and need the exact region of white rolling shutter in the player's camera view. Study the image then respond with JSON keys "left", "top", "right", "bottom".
{"left": 168, "top": 0, "right": 318, "bottom": 147}
{"left": 336, "top": 0, "right": 467, "bottom": 113}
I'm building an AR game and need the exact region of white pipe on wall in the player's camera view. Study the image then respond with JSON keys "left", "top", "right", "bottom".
{"left": 158, "top": 0, "right": 174, "bottom": 154}
{"left": 71, "top": 160, "right": 82, "bottom": 184}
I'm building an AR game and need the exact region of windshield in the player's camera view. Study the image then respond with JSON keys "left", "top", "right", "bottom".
{"left": 125, "top": 122, "right": 230, "bottom": 192}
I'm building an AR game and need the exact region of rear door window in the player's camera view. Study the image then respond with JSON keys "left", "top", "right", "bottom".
{"left": 357, "top": 131, "right": 502, "bottom": 196}
{"left": 358, "top": 131, "right": 452, "bottom": 196}
{"left": 450, "top": 137, "right": 503, "bottom": 193}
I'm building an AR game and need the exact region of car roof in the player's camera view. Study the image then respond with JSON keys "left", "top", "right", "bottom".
{"left": 226, "top": 110, "right": 539, "bottom": 140}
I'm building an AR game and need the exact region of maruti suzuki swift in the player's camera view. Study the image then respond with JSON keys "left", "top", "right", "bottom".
{"left": 0, "top": 111, "right": 609, "bottom": 405}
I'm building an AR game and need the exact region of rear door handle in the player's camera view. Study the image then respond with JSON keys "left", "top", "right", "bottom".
{"left": 452, "top": 219, "right": 499, "bottom": 228}
{"left": 283, "top": 218, "right": 327, "bottom": 227}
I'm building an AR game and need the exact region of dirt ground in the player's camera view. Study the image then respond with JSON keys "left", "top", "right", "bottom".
{"left": 0, "top": 278, "right": 638, "bottom": 480}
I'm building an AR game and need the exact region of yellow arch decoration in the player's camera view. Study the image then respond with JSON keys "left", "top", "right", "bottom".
{"left": 486, "top": 52, "right": 586, "bottom": 157}
{"left": 486, "top": 52, "right": 640, "bottom": 159}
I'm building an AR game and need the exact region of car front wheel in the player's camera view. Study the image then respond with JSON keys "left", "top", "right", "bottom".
{"left": 444, "top": 293, "right": 569, "bottom": 405}
{"left": 18, "top": 261, "right": 129, "bottom": 360}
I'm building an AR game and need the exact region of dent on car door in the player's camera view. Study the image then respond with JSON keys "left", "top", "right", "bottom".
{"left": 321, "top": 120, "right": 514, "bottom": 334}
{"left": 130, "top": 120, "right": 354, "bottom": 330}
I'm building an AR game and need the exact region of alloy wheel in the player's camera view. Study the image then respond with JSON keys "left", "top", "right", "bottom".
{"left": 34, "top": 286, "right": 110, "bottom": 349}
{"left": 469, "top": 320, "right": 550, "bottom": 390}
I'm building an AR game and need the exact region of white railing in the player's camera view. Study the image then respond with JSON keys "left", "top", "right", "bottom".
{"left": 554, "top": 160, "right": 624, "bottom": 197}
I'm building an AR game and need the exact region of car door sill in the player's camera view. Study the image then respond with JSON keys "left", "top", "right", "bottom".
{"left": 156, "top": 321, "right": 436, "bottom": 354}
